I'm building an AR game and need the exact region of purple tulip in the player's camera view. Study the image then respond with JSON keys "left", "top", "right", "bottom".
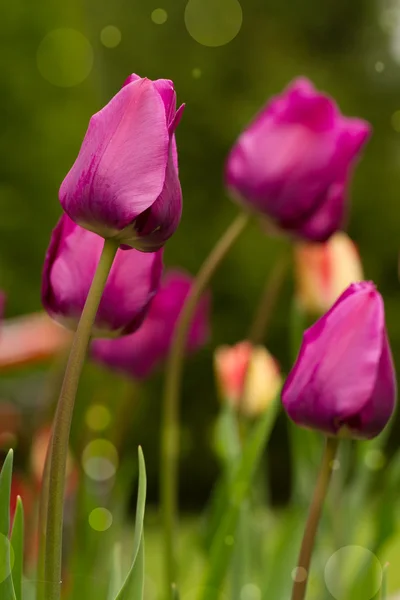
{"left": 282, "top": 282, "right": 396, "bottom": 439}
{"left": 225, "top": 78, "right": 371, "bottom": 242}
{"left": 42, "top": 214, "right": 163, "bottom": 337}
{"left": 91, "top": 270, "right": 210, "bottom": 379}
{"left": 59, "top": 74, "right": 184, "bottom": 252}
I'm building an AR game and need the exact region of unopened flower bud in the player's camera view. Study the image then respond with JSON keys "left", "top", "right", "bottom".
{"left": 295, "top": 232, "right": 363, "bottom": 314}
{"left": 214, "top": 341, "right": 281, "bottom": 417}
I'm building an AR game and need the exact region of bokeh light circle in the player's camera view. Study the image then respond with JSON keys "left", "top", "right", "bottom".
{"left": 151, "top": 9, "right": 168, "bottom": 25}
{"left": 184, "top": 0, "right": 243, "bottom": 47}
{"left": 0, "top": 534, "right": 14, "bottom": 583}
{"left": 37, "top": 28, "right": 94, "bottom": 87}
{"left": 364, "top": 449, "right": 386, "bottom": 471}
{"left": 240, "top": 583, "right": 261, "bottom": 600}
{"left": 100, "top": 26, "right": 122, "bottom": 48}
{"left": 192, "top": 67, "right": 202, "bottom": 79}
{"left": 89, "top": 507, "right": 113, "bottom": 531}
{"left": 291, "top": 567, "right": 307, "bottom": 583}
{"left": 85, "top": 404, "right": 111, "bottom": 432}
{"left": 324, "top": 546, "right": 382, "bottom": 599}
{"left": 82, "top": 439, "right": 118, "bottom": 482}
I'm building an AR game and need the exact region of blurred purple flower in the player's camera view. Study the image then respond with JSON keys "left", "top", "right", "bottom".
{"left": 225, "top": 77, "right": 371, "bottom": 242}
{"left": 42, "top": 214, "right": 163, "bottom": 337}
{"left": 282, "top": 282, "right": 396, "bottom": 439}
{"left": 59, "top": 74, "right": 184, "bottom": 252}
{"left": 91, "top": 270, "right": 210, "bottom": 379}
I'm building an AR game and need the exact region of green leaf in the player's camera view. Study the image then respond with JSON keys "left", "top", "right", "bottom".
{"left": 230, "top": 503, "right": 251, "bottom": 600}
{"left": 171, "top": 584, "right": 180, "bottom": 600}
{"left": 261, "top": 509, "right": 304, "bottom": 599}
{"left": 202, "top": 406, "right": 241, "bottom": 551}
{"left": 199, "top": 395, "right": 280, "bottom": 600}
{"left": 108, "top": 543, "right": 123, "bottom": 600}
{"left": 10, "top": 497, "right": 24, "bottom": 600}
{"left": 0, "top": 451, "right": 13, "bottom": 537}
{"left": 114, "top": 447, "right": 147, "bottom": 600}
{"left": 381, "top": 563, "right": 388, "bottom": 600}
{"left": 0, "top": 450, "right": 16, "bottom": 600}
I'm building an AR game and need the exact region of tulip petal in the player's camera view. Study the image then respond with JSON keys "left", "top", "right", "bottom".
{"left": 60, "top": 79, "right": 170, "bottom": 236}
{"left": 92, "top": 270, "right": 210, "bottom": 378}
{"left": 42, "top": 215, "right": 164, "bottom": 336}
{"left": 225, "top": 76, "right": 371, "bottom": 242}
{"left": 282, "top": 282, "right": 395, "bottom": 438}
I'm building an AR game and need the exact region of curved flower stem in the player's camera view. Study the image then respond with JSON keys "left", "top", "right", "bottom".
{"left": 161, "top": 211, "right": 250, "bottom": 593}
{"left": 44, "top": 238, "right": 118, "bottom": 600}
{"left": 37, "top": 435, "right": 52, "bottom": 600}
{"left": 248, "top": 249, "right": 290, "bottom": 345}
{"left": 291, "top": 436, "right": 339, "bottom": 600}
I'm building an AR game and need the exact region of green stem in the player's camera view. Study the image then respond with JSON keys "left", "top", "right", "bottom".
{"left": 36, "top": 434, "right": 52, "bottom": 600}
{"left": 247, "top": 250, "right": 290, "bottom": 345}
{"left": 44, "top": 239, "right": 118, "bottom": 600}
{"left": 161, "top": 212, "right": 250, "bottom": 593}
{"left": 291, "top": 436, "right": 339, "bottom": 600}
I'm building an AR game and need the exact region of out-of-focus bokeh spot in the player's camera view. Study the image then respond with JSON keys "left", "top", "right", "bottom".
{"left": 36, "top": 28, "right": 94, "bottom": 87}
{"left": 85, "top": 404, "right": 112, "bottom": 432}
{"left": 184, "top": 0, "right": 243, "bottom": 47}
{"left": 88, "top": 507, "right": 113, "bottom": 531}
{"left": 325, "top": 546, "right": 382, "bottom": 599}
{"left": 240, "top": 583, "right": 261, "bottom": 600}
{"left": 100, "top": 26, "right": 122, "bottom": 48}
{"left": 192, "top": 67, "right": 202, "bottom": 79}
{"left": 364, "top": 449, "right": 386, "bottom": 471}
{"left": 291, "top": 567, "right": 307, "bottom": 583}
{"left": 151, "top": 9, "right": 168, "bottom": 25}
{"left": 82, "top": 439, "right": 118, "bottom": 482}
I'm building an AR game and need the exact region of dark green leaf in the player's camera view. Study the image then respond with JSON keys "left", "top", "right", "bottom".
{"left": 10, "top": 497, "right": 24, "bottom": 600}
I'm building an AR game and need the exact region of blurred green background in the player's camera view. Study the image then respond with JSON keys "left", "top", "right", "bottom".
{"left": 1, "top": 0, "right": 400, "bottom": 507}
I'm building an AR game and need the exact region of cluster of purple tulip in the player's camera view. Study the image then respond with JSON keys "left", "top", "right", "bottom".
{"left": 28, "top": 71, "right": 396, "bottom": 600}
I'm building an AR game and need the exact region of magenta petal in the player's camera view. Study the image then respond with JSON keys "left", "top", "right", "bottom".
{"left": 91, "top": 270, "right": 210, "bottom": 378}
{"left": 282, "top": 282, "right": 397, "bottom": 439}
{"left": 60, "top": 78, "right": 170, "bottom": 236}
{"left": 42, "top": 214, "right": 163, "bottom": 336}
{"left": 225, "top": 76, "right": 371, "bottom": 243}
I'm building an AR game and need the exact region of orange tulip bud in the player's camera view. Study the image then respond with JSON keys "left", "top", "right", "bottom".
{"left": 214, "top": 342, "right": 281, "bottom": 417}
{"left": 294, "top": 232, "right": 363, "bottom": 314}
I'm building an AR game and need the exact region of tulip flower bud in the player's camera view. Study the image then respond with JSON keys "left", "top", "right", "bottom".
{"left": 42, "top": 214, "right": 163, "bottom": 337}
{"left": 282, "top": 282, "right": 396, "bottom": 439}
{"left": 214, "top": 342, "right": 282, "bottom": 417}
{"left": 59, "top": 75, "right": 184, "bottom": 252}
{"left": 295, "top": 232, "right": 364, "bottom": 314}
{"left": 225, "top": 77, "right": 370, "bottom": 242}
{"left": 91, "top": 270, "right": 210, "bottom": 379}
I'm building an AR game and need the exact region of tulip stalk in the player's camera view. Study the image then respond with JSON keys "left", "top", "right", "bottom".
{"left": 248, "top": 249, "right": 290, "bottom": 345}
{"left": 44, "top": 238, "right": 118, "bottom": 600}
{"left": 161, "top": 211, "right": 250, "bottom": 593}
{"left": 291, "top": 436, "right": 339, "bottom": 600}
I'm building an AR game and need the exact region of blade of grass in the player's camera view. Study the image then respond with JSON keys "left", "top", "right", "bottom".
{"left": 114, "top": 447, "right": 147, "bottom": 600}
{"left": 0, "top": 450, "right": 16, "bottom": 600}
{"left": 10, "top": 497, "right": 24, "bottom": 600}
